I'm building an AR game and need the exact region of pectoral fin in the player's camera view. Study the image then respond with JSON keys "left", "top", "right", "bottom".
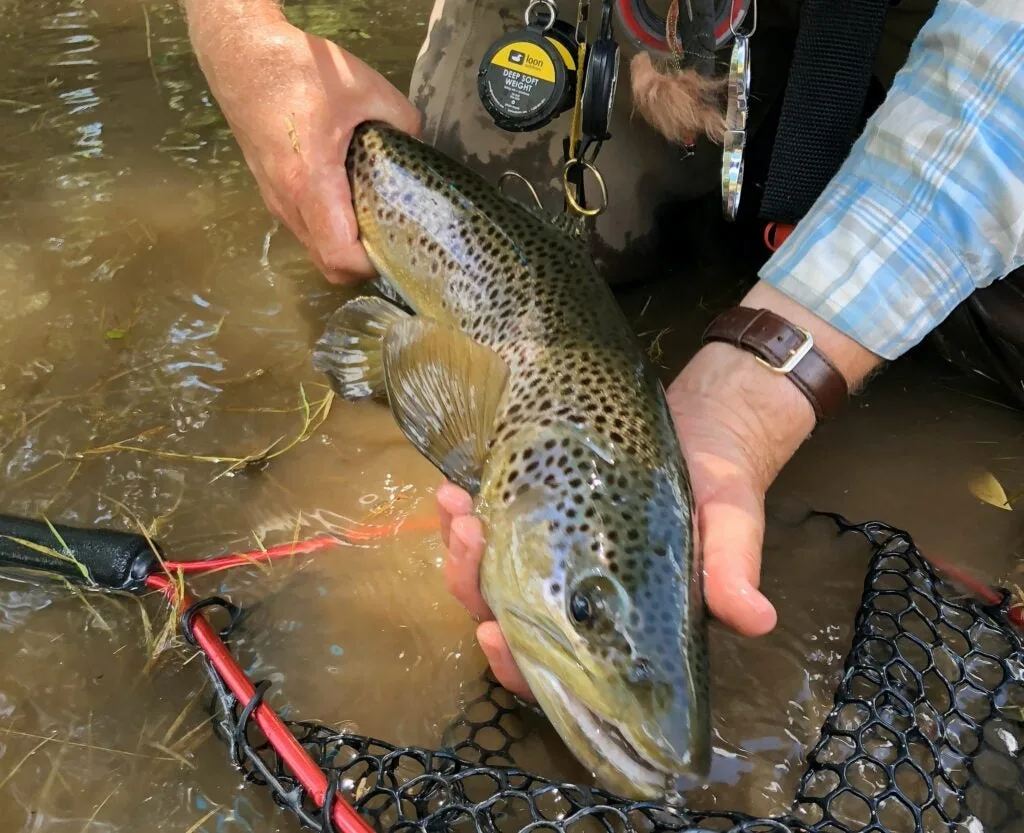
{"left": 312, "top": 295, "right": 410, "bottom": 401}
{"left": 382, "top": 318, "right": 509, "bottom": 495}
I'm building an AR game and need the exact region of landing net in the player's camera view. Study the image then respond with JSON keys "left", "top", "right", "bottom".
{"left": 185, "top": 515, "right": 1024, "bottom": 833}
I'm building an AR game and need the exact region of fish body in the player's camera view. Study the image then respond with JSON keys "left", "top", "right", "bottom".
{"left": 313, "top": 121, "right": 710, "bottom": 800}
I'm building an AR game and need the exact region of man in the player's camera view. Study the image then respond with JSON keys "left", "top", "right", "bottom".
{"left": 184, "top": 0, "right": 1023, "bottom": 700}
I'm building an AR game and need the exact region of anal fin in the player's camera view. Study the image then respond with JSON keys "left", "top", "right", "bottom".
{"left": 312, "top": 296, "right": 410, "bottom": 401}
{"left": 382, "top": 318, "right": 509, "bottom": 495}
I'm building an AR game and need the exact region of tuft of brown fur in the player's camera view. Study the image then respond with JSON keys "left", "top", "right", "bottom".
{"left": 629, "top": 51, "right": 728, "bottom": 146}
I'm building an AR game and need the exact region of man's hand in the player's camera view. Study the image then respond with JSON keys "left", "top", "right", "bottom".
{"left": 186, "top": 2, "right": 421, "bottom": 284}
{"left": 437, "top": 283, "right": 883, "bottom": 700}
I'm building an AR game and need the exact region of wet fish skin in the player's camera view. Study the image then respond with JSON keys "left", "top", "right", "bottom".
{"left": 313, "top": 121, "right": 710, "bottom": 800}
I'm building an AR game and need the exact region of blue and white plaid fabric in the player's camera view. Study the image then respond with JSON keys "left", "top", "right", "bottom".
{"left": 760, "top": 0, "right": 1024, "bottom": 360}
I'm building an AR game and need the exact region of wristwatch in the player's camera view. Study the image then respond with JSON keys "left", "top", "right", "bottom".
{"left": 701, "top": 306, "right": 849, "bottom": 421}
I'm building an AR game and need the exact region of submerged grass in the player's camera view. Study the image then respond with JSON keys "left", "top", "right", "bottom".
{"left": 35, "top": 730, "right": 69, "bottom": 816}
{"left": 61, "top": 579, "right": 115, "bottom": 634}
{"left": 141, "top": 574, "right": 184, "bottom": 678}
{"left": 0, "top": 734, "right": 52, "bottom": 791}
{"left": 146, "top": 740, "right": 196, "bottom": 770}
{"left": 16, "top": 458, "right": 68, "bottom": 487}
{"left": 80, "top": 786, "right": 119, "bottom": 833}
{"left": 166, "top": 715, "right": 214, "bottom": 757}
{"left": 0, "top": 400, "right": 61, "bottom": 456}
{"left": 159, "top": 695, "right": 197, "bottom": 750}
{"left": 639, "top": 326, "right": 673, "bottom": 368}
{"left": 100, "top": 495, "right": 187, "bottom": 673}
{"left": 184, "top": 806, "right": 223, "bottom": 833}
{"left": 141, "top": 3, "right": 160, "bottom": 93}
{"left": 0, "top": 728, "right": 178, "bottom": 769}
{"left": 72, "top": 383, "right": 336, "bottom": 482}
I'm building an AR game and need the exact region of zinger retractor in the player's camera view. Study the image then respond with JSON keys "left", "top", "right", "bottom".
{"left": 477, "top": 0, "right": 580, "bottom": 132}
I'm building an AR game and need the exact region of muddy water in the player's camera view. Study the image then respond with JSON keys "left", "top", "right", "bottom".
{"left": 0, "top": 1, "right": 1022, "bottom": 832}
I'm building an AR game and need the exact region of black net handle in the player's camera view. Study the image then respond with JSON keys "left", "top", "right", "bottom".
{"left": 0, "top": 513, "right": 158, "bottom": 592}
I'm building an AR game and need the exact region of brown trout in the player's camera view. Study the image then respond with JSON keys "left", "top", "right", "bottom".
{"left": 312, "top": 121, "right": 710, "bottom": 800}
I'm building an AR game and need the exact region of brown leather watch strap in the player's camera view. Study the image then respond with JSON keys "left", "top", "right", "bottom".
{"left": 701, "top": 306, "right": 848, "bottom": 421}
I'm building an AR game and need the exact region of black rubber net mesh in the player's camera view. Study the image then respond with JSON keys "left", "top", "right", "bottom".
{"left": 190, "top": 517, "right": 1024, "bottom": 833}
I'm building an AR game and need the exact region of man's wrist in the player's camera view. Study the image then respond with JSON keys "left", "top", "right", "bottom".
{"left": 672, "top": 282, "right": 885, "bottom": 488}
{"left": 670, "top": 342, "right": 817, "bottom": 490}
{"left": 739, "top": 282, "right": 884, "bottom": 392}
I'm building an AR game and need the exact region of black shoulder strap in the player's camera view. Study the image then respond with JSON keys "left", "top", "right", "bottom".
{"left": 758, "top": 0, "right": 892, "bottom": 224}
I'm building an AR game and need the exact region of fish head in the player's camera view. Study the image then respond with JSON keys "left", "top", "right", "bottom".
{"left": 483, "top": 433, "right": 710, "bottom": 801}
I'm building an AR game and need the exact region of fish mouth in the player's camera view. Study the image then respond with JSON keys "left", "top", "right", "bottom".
{"left": 504, "top": 608, "right": 683, "bottom": 800}
{"left": 566, "top": 672, "right": 677, "bottom": 782}
{"left": 524, "top": 663, "right": 677, "bottom": 800}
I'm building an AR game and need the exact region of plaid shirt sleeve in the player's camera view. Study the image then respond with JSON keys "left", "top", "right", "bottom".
{"left": 759, "top": 0, "right": 1024, "bottom": 361}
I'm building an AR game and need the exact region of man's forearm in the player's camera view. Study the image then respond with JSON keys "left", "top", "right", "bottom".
{"left": 677, "top": 0, "right": 1024, "bottom": 477}
{"left": 182, "top": 0, "right": 296, "bottom": 103}
{"left": 760, "top": 0, "right": 1024, "bottom": 361}
{"left": 182, "top": 0, "right": 285, "bottom": 40}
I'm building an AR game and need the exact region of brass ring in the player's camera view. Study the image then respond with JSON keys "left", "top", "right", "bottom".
{"left": 561, "top": 158, "right": 608, "bottom": 217}
{"left": 498, "top": 170, "right": 544, "bottom": 211}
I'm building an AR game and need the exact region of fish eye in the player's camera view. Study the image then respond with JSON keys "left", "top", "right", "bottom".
{"left": 566, "top": 574, "right": 620, "bottom": 628}
{"left": 569, "top": 591, "right": 592, "bottom": 625}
